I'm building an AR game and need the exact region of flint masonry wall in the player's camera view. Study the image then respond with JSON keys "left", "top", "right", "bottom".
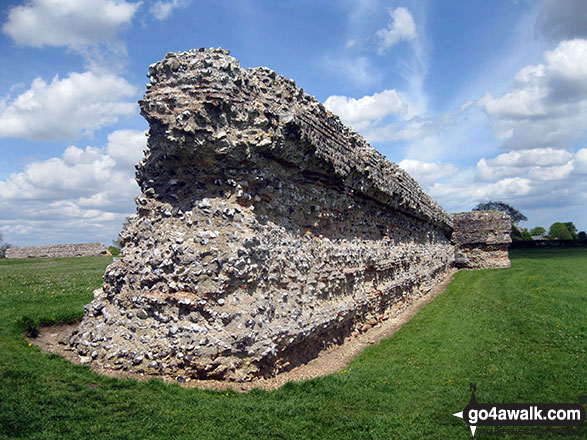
{"left": 5, "top": 243, "right": 108, "bottom": 259}
{"left": 68, "top": 48, "right": 507, "bottom": 382}
{"left": 451, "top": 211, "right": 512, "bottom": 269}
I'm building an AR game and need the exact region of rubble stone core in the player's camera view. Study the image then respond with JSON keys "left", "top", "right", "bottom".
{"left": 69, "top": 48, "right": 509, "bottom": 382}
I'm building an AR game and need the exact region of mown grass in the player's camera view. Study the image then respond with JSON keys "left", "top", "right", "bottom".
{"left": 0, "top": 249, "right": 585, "bottom": 439}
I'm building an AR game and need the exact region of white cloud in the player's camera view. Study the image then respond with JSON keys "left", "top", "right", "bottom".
{"left": 475, "top": 147, "right": 587, "bottom": 186}
{"left": 2, "top": 0, "right": 141, "bottom": 48}
{"left": 460, "top": 101, "right": 474, "bottom": 112}
{"left": 345, "top": 39, "right": 358, "bottom": 49}
{"left": 477, "top": 38, "right": 587, "bottom": 150}
{"left": 575, "top": 148, "right": 587, "bottom": 173}
{"left": 364, "top": 113, "right": 454, "bottom": 144}
{"left": 324, "top": 89, "right": 405, "bottom": 130}
{"left": 322, "top": 88, "right": 457, "bottom": 147}
{"left": 0, "top": 71, "right": 137, "bottom": 141}
{"left": 398, "top": 159, "right": 457, "bottom": 185}
{"left": 2, "top": 0, "right": 141, "bottom": 71}
{"left": 0, "top": 129, "right": 145, "bottom": 246}
{"left": 150, "top": 0, "right": 191, "bottom": 21}
{"left": 106, "top": 129, "right": 147, "bottom": 166}
{"left": 324, "top": 4, "right": 432, "bottom": 143}
{"left": 476, "top": 148, "right": 574, "bottom": 181}
{"left": 376, "top": 7, "right": 417, "bottom": 55}
{"left": 425, "top": 147, "right": 587, "bottom": 219}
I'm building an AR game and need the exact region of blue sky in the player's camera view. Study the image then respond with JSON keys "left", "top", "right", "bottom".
{"left": 1, "top": 0, "right": 586, "bottom": 246}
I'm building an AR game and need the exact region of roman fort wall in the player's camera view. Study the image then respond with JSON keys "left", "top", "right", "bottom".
{"left": 67, "top": 49, "right": 510, "bottom": 382}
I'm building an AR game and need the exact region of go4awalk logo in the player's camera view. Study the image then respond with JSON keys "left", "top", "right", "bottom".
{"left": 453, "top": 383, "right": 585, "bottom": 437}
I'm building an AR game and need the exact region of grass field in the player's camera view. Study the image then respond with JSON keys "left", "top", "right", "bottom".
{"left": 0, "top": 249, "right": 585, "bottom": 439}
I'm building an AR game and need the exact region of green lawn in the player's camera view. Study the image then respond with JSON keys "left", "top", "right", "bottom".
{"left": 0, "top": 249, "right": 585, "bottom": 439}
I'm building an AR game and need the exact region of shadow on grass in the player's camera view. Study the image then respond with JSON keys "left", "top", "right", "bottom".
{"left": 510, "top": 247, "right": 586, "bottom": 260}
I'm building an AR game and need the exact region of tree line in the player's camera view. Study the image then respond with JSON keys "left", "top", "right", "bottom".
{"left": 473, "top": 201, "right": 586, "bottom": 242}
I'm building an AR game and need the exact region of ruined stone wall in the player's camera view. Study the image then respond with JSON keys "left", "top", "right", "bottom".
{"left": 5, "top": 243, "right": 108, "bottom": 259}
{"left": 451, "top": 211, "right": 512, "bottom": 269}
{"left": 68, "top": 48, "right": 506, "bottom": 382}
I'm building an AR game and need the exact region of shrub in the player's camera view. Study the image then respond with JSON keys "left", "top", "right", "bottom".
{"left": 0, "top": 243, "right": 10, "bottom": 258}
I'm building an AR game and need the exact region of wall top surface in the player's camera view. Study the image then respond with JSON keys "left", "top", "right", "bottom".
{"left": 138, "top": 48, "right": 452, "bottom": 230}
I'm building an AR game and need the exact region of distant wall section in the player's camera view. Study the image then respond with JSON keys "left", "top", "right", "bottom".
{"left": 451, "top": 211, "right": 512, "bottom": 269}
{"left": 5, "top": 243, "right": 109, "bottom": 259}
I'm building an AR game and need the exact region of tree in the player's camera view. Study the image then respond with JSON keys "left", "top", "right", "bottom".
{"left": 521, "top": 229, "right": 533, "bottom": 241}
{"left": 472, "top": 201, "right": 528, "bottom": 224}
{"left": 530, "top": 226, "right": 546, "bottom": 237}
{"left": 511, "top": 225, "right": 523, "bottom": 241}
{"left": 563, "top": 222, "right": 577, "bottom": 239}
{"left": 578, "top": 231, "right": 587, "bottom": 240}
{"left": 549, "top": 222, "right": 572, "bottom": 240}
{"left": 0, "top": 231, "right": 10, "bottom": 259}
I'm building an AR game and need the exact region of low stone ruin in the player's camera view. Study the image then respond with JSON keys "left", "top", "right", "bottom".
{"left": 5, "top": 243, "right": 109, "bottom": 259}
{"left": 68, "top": 48, "right": 510, "bottom": 382}
{"left": 452, "top": 211, "right": 512, "bottom": 269}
